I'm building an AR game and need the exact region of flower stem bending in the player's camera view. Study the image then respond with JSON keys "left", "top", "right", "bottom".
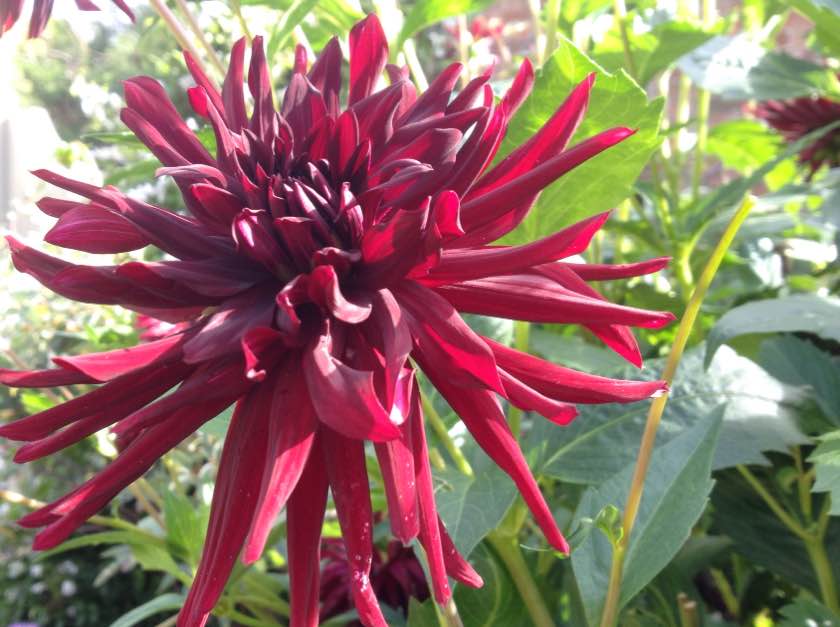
{"left": 599, "top": 195, "right": 756, "bottom": 627}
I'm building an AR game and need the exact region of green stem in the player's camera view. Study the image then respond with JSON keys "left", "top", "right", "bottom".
{"left": 791, "top": 446, "right": 813, "bottom": 520}
{"left": 488, "top": 533, "right": 556, "bottom": 627}
{"left": 528, "top": 0, "right": 544, "bottom": 66}
{"left": 174, "top": 0, "right": 226, "bottom": 75}
{"left": 612, "top": 0, "right": 638, "bottom": 78}
{"left": 422, "top": 393, "right": 473, "bottom": 476}
{"left": 691, "top": 89, "right": 710, "bottom": 201}
{"left": 402, "top": 39, "right": 429, "bottom": 91}
{"left": 599, "top": 196, "right": 756, "bottom": 627}
{"left": 544, "top": 0, "right": 561, "bottom": 59}
{"left": 150, "top": 0, "right": 210, "bottom": 74}
{"left": 804, "top": 537, "right": 840, "bottom": 615}
{"left": 736, "top": 465, "right": 809, "bottom": 541}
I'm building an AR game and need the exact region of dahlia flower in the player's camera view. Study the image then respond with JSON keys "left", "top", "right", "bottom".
{"left": 0, "top": 14, "right": 673, "bottom": 626}
{"left": 320, "top": 537, "right": 429, "bottom": 623}
{"left": 755, "top": 94, "right": 840, "bottom": 178}
{"left": 0, "top": 0, "right": 133, "bottom": 39}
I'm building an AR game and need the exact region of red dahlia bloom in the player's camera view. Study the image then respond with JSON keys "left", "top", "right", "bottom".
{"left": 320, "top": 537, "right": 429, "bottom": 623}
{"left": 0, "top": 14, "right": 673, "bottom": 627}
{"left": 0, "top": 0, "right": 134, "bottom": 39}
{"left": 754, "top": 94, "right": 840, "bottom": 178}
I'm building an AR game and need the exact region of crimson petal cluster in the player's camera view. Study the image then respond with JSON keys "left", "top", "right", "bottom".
{"left": 754, "top": 92, "right": 840, "bottom": 178}
{"left": 0, "top": 0, "right": 133, "bottom": 39}
{"left": 0, "top": 15, "right": 674, "bottom": 627}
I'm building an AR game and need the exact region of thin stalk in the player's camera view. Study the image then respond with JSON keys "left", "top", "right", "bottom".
{"left": 488, "top": 533, "right": 556, "bottom": 627}
{"left": 507, "top": 321, "right": 531, "bottom": 438}
{"left": 456, "top": 14, "right": 470, "bottom": 87}
{"left": 544, "top": 0, "right": 561, "bottom": 59}
{"left": 677, "top": 593, "right": 699, "bottom": 627}
{"left": 691, "top": 89, "right": 710, "bottom": 200}
{"left": 422, "top": 393, "right": 473, "bottom": 476}
{"left": 154, "top": 616, "right": 178, "bottom": 627}
{"left": 791, "top": 446, "right": 813, "bottom": 519}
{"left": 612, "top": 0, "right": 637, "bottom": 78}
{"left": 709, "top": 568, "right": 740, "bottom": 617}
{"left": 804, "top": 537, "right": 840, "bottom": 614}
{"left": 127, "top": 483, "right": 166, "bottom": 531}
{"left": 736, "top": 465, "right": 809, "bottom": 541}
{"left": 402, "top": 38, "right": 429, "bottom": 91}
{"left": 150, "top": 0, "right": 211, "bottom": 76}
{"left": 599, "top": 196, "right": 756, "bottom": 627}
{"left": 229, "top": 0, "right": 253, "bottom": 44}
{"left": 442, "top": 598, "right": 465, "bottom": 627}
{"left": 173, "top": 0, "right": 226, "bottom": 75}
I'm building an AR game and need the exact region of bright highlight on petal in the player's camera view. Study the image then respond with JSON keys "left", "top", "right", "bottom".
{"left": 0, "top": 13, "right": 673, "bottom": 626}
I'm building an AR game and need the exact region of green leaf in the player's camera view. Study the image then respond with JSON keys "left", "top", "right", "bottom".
{"left": 594, "top": 19, "right": 716, "bottom": 85}
{"left": 571, "top": 408, "right": 722, "bottom": 625}
{"left": 789, "top": 0, "right": 840, "bottom": 58}
{"left": 407, "top": 598, "right": 439, "bottom": 627}
{"left": 779, "top": 598, "right": 840, "bottom": 626}
{"left": 498, "top": 37, "right": 663, "bottom": 242}
{"left": 711, "top": 471, "right": 840, "bottom": 594}
{"left": 759, "top": 335, "right": 840, "bottom": 425}
{"left": 706, "top": 120, "right": 780, "bottom": 172}
{"left": 453, "top": 543, "right": 527, "bottom": 627}
{"left": 705, "top": 295, "right": 840, "bottom": 367}
{"left": 434, "top": 447, "right": 518, "bottom": 559}
{"left": 677, "top": 35, "right": 840, "bottom": 101}
{"left": 109, "top": 593, "right": 186, "bottom": 627}
{"left": 130, "top": 541, "right": 192, "bottom": 584}
{"left": 40, "top": 530, "right": 166, "bottom": 556}
{"left": 810, "top": 431, "right": 840, "bottom": 517}
{"left": 396, "top": 0, "right": 495, "bottom": 50}
{"left": 525, "top": 345, "right": 807, "bottom": 485}
{"left": 267, "top": 0, "right": 320, "bottom": 58}
{"left": 164, "top": 491, "right": 210, "bottom": 564}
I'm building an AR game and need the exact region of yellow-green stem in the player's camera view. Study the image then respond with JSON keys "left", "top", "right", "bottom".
{"left": 229, "top": 0, "right": 253, "bottom": 44}
{"left": 736, "top": 465, "right": 809, "bottom": 541}
{"left": 544, "top": 0, "right": 561, "bottom": 59}
{"left": 422, "top": 393, "right": 473, "bottom": 476}
{"left": 599, "top": 196, "right": 756, "bottom": 627}
{"left": 488, "top": 533, "right": 556, "bottom": 627}
{"left": 691, "top": 89, "right": 710, "bottom": 201}
{"left": 402, "top": 39, "right": 429, "bottom": 91}
{"left": 150, "top": 0, "right": 208, "bottom": 73}
{"left": 804, "top": 537, "right": 840, "bottom": 615}
{"left": 612, "top": 0, "right": 638, "bottom": 78}
{"left": 174, "top": 0, "right": 226, "bottom": 75}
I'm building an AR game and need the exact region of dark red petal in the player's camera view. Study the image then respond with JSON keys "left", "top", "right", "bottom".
{"left": 435, "top": 274, "right": 675, "bottom": 328}
{"left": 0, "top": 367, "right": 96, "bottom": 388}
{"left": 27, "top": 0, "right": 54, "bottom": 39}
{"left": 243, "top": 363, "right": 317, "bottom": 563}
{"left": 322, "top": 428, "right": 388, "bottom": 627}
{"left": 364, "top": 289, "right": 412, "bottom": 409}
{"left": 308, "top": 36, "right": 342, "bottom": 115}
{"left": 396, "top": 280, "right": 504, "bottom": 393}
{"left": 307, "top": 264, "right": 372, "bottom": 324}
{"left": 499, "top": 58, "right": 535, "bottom": 118}
{"left": 424, "top": 212, "right": 609, "bottom": 285}
{"left": 179, "top": 383, "right": 275, "bottom": 624}
{"left": 562, "top": 256, "right": 671, "bottom": 281}
{"left": 348, "top": 14, "right": 388, "bottom": 105}
{"left": 418, "top": 361, "right": 570, "bottom": 554}
{"left": 409, "top": 385, "right": 451, "bottom": 603}
{"left": 438, "top": 518, "right": 484, "bottom": 588}
{"left": 45, "top": 205, "right": 150, "bottom": 254}
{"left": 222, "top": 38, "right": 248, "bottom": 130}
{"left": 286, "top": 441, "right": 330, "bottom": 627}
{"left": 487, "top": 337, "right": 667, "bottom": 404}
{"left": 498, "top": 369, "right": 579, "bottom": 425}
{"left": 53, "top": 333, "right": 183, "bottom": 382}
{"left": 374, "top": 370, "right": 419, "bottom": 544}
{"left": 303, "top": 323, "right": 400, "bottom": 442}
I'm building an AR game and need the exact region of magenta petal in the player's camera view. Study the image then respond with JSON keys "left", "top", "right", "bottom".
{"left": 498, "top": 369, "right": 579, "bottom": 425}
{"left": 364, "top": 288, "right": 412, "bottom": 409}
{"left": 45, "top": 205, "right": 150, "bottom": 254}
{"left": 307, "top": 264, "right": 372, "bottom": 324}
{"left": 322, "top": 428, "right": 388, "bottom": 627}
{"left": 0, "top": 367, "right": 96, "bottom": 388}
{"left": 396, "top": 280, "right": 504, "bottom": 393}
{"left": 562, "top": 256, "right": 671, "bottom": 281}
{"left": 303, "top": 323, "right": 400, "bottom": 442}
{"left": 242, "top": 363, "right": 317, "bottom": 563}
{"left": 374, "top": 369, "right": 419, "bottom": 544}
{"left": 179, "top": 384, "right": 275, "bottom": 624}
{"left": 286, "top": 440, "right": 330, "bottom": 627}
{"left": 438, "top": 517, "right": 484, "bottom": 588}
{"left": 348, "top": 14, "right": 388, "bottom": 105}
{"left": 53, "top": 333, "right": 183, "bottom": 381}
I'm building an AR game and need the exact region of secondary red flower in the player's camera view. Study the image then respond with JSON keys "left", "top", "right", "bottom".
{"left": 754, "top": 94, "right": 840, "bottom": 178}
{"left": 320, "top": 537, "right": 429, "bottom": 623}
{"left": 0, "top": 14, "right": 673, "bottom": 627}
{"left": 0, "top": 0, "right": 134, "bottom": 39}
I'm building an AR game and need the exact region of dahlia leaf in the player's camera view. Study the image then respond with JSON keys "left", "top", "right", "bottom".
{"left": 498, "top": 36, "right": 663, "bottom": 241}
{"left": 705, "top": 294, "right": 840, "bottom": 368}
{"left": 571, "top": 407, "right": 722, "bottom": 626}
{"left": 778, "top": 599, "right": 840, "bottom": 626}
{"left": 809, "top": 431, "right": 840, "bottom": 517}
{"left": 677, "top": 35, "right": 840, "bottom": 102}
{"left": 396, "top": 0, "right": 496, "bottom": 51}
{"left": 712, "top": 468, "right": 840, "bottom": 595}
{"left": 451, "top": 543, "right": 527, "bottom": 627}
{"left": 109, "top": 593, "right": 188, "bottom": 627}
{"left": 526, "top": 345, "right": 808, "bottom": 485}
{"left": 789, "top": 0, "right": 840, "bottom": 58}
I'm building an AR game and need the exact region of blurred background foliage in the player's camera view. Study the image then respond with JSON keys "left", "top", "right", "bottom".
{"left": 1, "top": 0, "right": 840, "bottom": 626}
